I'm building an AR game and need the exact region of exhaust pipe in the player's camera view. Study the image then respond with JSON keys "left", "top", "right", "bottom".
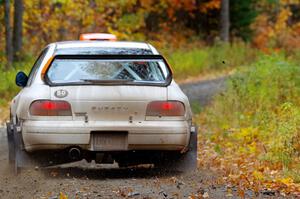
{"left": 68, "top": 147, "right": 81, "bottom": 160}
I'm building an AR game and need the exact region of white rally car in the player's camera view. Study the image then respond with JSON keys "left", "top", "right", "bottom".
{"left": 7, "top": 40, "right": 197, "bottom": 172}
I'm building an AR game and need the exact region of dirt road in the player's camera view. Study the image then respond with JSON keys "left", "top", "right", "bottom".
{"left": 0, "top": 77, "right": 261, "bottom": 199}
{"left": 180, "top": 77, "right": 226, "bottom": 107}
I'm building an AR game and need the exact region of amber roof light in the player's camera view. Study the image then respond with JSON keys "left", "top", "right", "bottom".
{"left": 79, "top": 33, "right": 117, "bottom": 41}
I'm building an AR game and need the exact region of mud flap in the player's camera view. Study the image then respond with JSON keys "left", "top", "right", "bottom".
{"left": 13, "top": 125, "right": 38, "bottom": 174}
{"left": 13, "top": 125, "right": 79, "bottom": 174}
{"left": 6, "top": 122, "right": 15, "bottom": 164}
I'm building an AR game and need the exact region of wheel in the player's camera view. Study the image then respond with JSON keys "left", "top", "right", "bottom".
{"left": 6, "top": 122, "right": 15, "bottom": 165}
{"left": 156, "top": 130, "right": 198, "bottom": 172}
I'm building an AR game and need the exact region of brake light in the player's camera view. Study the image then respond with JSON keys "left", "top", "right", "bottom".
{"left": 146, "top": 101, "right": 185, "bottom": 116}
{"left": 30, "top": 100, "right": 72, "bottom": 116}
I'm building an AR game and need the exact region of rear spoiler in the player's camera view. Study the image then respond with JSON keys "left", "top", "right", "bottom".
{"left": 41, "top": 54, "right": 173, "bottom": 87}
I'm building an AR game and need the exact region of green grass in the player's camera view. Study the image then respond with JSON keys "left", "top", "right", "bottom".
{"left": 0, "top": 59, "right": 33, "bottom": 106}
{"left": 163, "top": 42, "right": 257, "bottom": 79}
{"left": 190, "top": 101, "right": 202, "bottom": 115}
{"left": 201, "top": 54, "right": 300, "bottom": 180}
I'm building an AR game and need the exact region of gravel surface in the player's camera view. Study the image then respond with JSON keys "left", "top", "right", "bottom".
{"left": 0, "top": 77, "right": 286, "bottom": 198}
{"left": 180, "top": 77, "right": 226, "bottom": 106}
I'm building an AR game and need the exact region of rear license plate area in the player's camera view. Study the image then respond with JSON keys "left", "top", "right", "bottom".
{"left": 91, "top": 131, "right": 128, "bottom": 151}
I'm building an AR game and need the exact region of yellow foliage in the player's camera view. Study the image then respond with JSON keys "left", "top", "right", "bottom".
{"left": 274, "top": 8, "right": 291, "bottom": 33}
{"left": 59, "top": 192, "right": 68, "bottom": 199}
{"left": 279, "top": 177, "right": 294, "bottom": 185}
{"left": 200, "top": 0, "right": 221, "bottom": 13}
{"left": 280, "top": 0, "right": 300, "bottom": 5}
{"left": 253, "top": 170, "right": 264, "bottom": 180}
{"left": 0, "top": 0, "right": 227, "bottom": 58}
{"left": 252, "top": 2, "right": 300, "bottom": 52}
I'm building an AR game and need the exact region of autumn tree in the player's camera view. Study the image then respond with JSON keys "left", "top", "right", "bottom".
{"left": 3, "top": 0, "right": 24, "bottom": 65}
{"left": 220, "top": 0, "right": 230, "bottom": 42}
{"left": 13, "top": 0, "right": 24, "bottom": 61}
{"left": 4, "top": 0, "right": 13, "bottom": 66}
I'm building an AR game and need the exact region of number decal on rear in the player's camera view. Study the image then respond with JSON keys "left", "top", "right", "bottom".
{"left": 54, "top": 89, "right": 68, "bottom": 98}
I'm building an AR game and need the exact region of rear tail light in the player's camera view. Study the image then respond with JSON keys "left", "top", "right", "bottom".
{"left": 30, "top": 100, "right": 72, "bottom": 116}
{"left": 146, "top": 101, "right": 185, "bottom": 117}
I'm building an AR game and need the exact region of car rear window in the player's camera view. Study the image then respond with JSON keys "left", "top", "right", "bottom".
{"left": 45, "top": 56, "right": 171, "bottom": 86}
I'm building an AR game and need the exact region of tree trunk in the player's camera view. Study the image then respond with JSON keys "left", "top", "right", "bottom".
{"left": 220, "top": 0, "right": 230, "bottom": 42}
{"left": 4, "top": 0, "right": 13, "bottom": 66}
{"left": 13, "top": 0, "right": 24, "bottom": 61}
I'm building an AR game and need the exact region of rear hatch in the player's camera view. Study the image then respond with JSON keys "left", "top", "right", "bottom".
{"left": 50, "top": 86, "right": 166, "bottom": 121}
{"left": 45, "top": 55, "right": 172, "bottom": 122}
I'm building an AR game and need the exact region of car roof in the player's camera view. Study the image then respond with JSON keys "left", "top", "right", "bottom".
{"left": 50, "top": 41, "right": 157, "bottom": 55}
{"left": 54, "top": 41, "right": 152, "bottom": 50}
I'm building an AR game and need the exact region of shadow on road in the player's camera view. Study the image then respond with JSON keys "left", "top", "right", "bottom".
{"left": 42, "top": 166, "right": 182, "bottom": 180}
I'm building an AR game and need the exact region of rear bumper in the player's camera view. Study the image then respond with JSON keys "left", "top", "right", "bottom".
{"left": 21, "top": 120, "right": 192, "bottom": 152}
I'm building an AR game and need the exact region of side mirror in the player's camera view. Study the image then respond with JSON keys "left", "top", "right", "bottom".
{"left": 15, "top": 71, "right": 28, "bottom": 87}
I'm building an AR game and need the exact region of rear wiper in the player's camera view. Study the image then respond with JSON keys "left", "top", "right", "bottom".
{"left": 80, "top": 79, "right": 134, "bottom": 84}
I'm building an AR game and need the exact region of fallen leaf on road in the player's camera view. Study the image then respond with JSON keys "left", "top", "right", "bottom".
{"left": 59, "top": 192, "right": 68, "bottom": 199}
{"left": 202, "top": 192, "right": 209, "bottom": 198}
{"left": 50, "top": 170, "right": 58, "bottom": 177}
{"left": 127, "top": 191, "right": 140, "bottom": 197}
